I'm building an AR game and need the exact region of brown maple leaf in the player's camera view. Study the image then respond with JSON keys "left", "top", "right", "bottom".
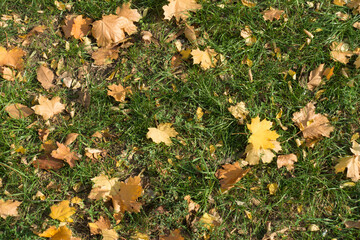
{"left": 215, "top": 162, "right": 250, "bottom": 191}
{"left": 62, "top": 15, "right": 92, "bottom": 39}
{"left": 0, "top": 47, "right": 26, "bottom": 70}
{"left": 92, "top": 15, "right": 137, "bottom": 47}
{"left": 116, "top": 2, "right": 141, "bottom": 22}
{"left": 5, "top": 103, "right": 34, "bottom": 119}
{"left": 292, "top": 102, "right": 334, "bottom": 141}
{"left": 1, "top": 67, "right": 15, "bottom": 81}
{"left": 92, "top": 47, "right": 119, "bottom": 66}
{"left": 0, "top": 199, "right": 21, "bottom": 219}
{"left": 191, "top": 47, "right": 218, "bottom": 70}
{"left": 348, "top": 0, "right": 360, "bottom": 13}
{"left": 37, "top": 65, "right": 55, "bottom": 90}
{"left": 32, "top": 96, "right": 66, "bottom": 120}
{"left": 163, "top": 0, "right": 202, "bottom": 22}
{"left": 89, "top": 216, "right": 119, "bottom": 239}
{"left": 277, "top": 154, "right": 298, "bottom": 171}
{"left": 32, "top": 154, "right": 65, "bottom": 170}
{"left": 308, "top": 64, "right": 324, "bottom": 91}
{"left": 107, "top": 83, "right": 132, "bottom": 102}
{"left": 51, "top": 142, "right": 80, "bottom": 167}
{"left": 112, "top": 175, "right": 143, "bottom": 214}
{"left": 263, "top": 7, "right": 284, "bottom": 21}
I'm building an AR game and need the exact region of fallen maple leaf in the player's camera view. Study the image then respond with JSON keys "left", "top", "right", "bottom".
{"left": 5, "top": 103, "right": 34, "bottom": 119}
{"left": 247, "top": 116, "right": 279, "bottom": 150}
{"left": 241, "top": 26, "right": 256, "bottom": 46}
{"left": 91, "top": 47, "right": 119, "bottom": 66}
{"left": 64, "top": 133, "right": 79, "bottom": 146}
{"left": 228, "top": 102, "right": 249, "bottom": 124}
{"left": 263, "top": 7, "right": 284, "bottom": 22}
{"left": 37, "top": 65, "right": 55, "bottom": 90}
{"left": 245, "top": 142, "right": 282, "bottom": 165}
{"left": 199, "top": 211, "right": 222, "bottom": 230}
{"left": 330, "top": 42, "right": 354, "bottom": 64}
{"left": 147, "top": 123, "right": 178, "bottom": 146}
{"left": 112, "top": 175, "right": 143, "bottom": 213}
{"left": 116, "top": 2, "right": 141, "bottom": 22}
{"left": 88, "top": 174, "right": 119, "bottom": 201}
{"left": 277, "top": 154, "right": 298, "bottom": 171}
{"left": 292, "top": 102, "right": 334, "bottom": 141}
{"left": 308, "top": 64, "right": 324, "bottom": 91}
{"left": 32, "top": 96, "right": 66, "bottom": 120}
{"left": 107, "top": 83, "right": 132, "bottom": 102}
{"left": 1, "top": 67, "right": 15, "bottom": 81}
{"left": 92, "top": 15, "right": 137, "bottom": 47}
{"left": 51, "top": 142, "right": 80, "bottom": 167}
{"left": 38, "top": 225, "right": 72, "bottom": 239}
{"left": 89, "top": 216, "right": 119, "bottom": 240}
{"left": 0, "top": 199, "right": 21, "bottom": 219}
{"left": 32, "top": 155, "right": 65, "bottom": 170}
{"left": 160, "top": 229, "right": 184, "bottom": 240}
{"left": 49, "top": 200, "right": 76, "bottom": 222}
{"left": 0, "top": 47, "right": 26, "bottom": 70}
{"left": 62, "top": 15, "right": 92, "bottom": 39}
{"left": 163, "top": 0, "right": 202, "bottom": 22}
{"left": 191, "top": 47, "right": 218, "bottom": 70}
{"left": 215, "top": 162, "right": 250, "bottom": 191}
{"left": 335, "top": 141, "right": 360, "bottom": 182}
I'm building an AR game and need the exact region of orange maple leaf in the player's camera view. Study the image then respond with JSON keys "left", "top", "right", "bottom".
{"left": 62, "top": 15, "right": 92, "bottom": 39}
{"left": 215, "top": 162, "right": 250, "bottom": 191}
{"left": 51, "top": 142, "right": 80, "bottom": 168}
{"left": 107, "top": 83, "right": 132, "bottom": 102}
{"left": 0, "top": 47, "right": 26, "bottom": 70}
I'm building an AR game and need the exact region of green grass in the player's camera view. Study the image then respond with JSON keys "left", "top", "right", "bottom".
{"left": 1, "top": 0, "right": 360, "bottom": 239}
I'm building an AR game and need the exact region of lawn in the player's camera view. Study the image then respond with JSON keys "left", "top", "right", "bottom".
{"left": 0, "top": 0, "right": 359, "bottom": 239}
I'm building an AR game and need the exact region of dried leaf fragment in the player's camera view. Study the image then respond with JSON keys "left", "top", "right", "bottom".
{"left": 191, "top": 47, "right": 218, "bottom": 70}
{"left": 160, "top": 229, "right": 184, "bottom": 240}
{"left": 228, "top": 102, "right": 248, "bottom": 124}
{"left": 147, "top": 123, "right": 178, "bottom": 146}
{"left": 37, "top": 65, "right": 55, "bottom": 90}
{"left": 32, "top": 155, "right": 65, "bottom": 170}
{"left": 1, "top": 67, "right": 15, "bottom": 81}
{"left": 49, "top": 200, "right": 75, "bottom": 222}
{"left": 308, "top": 64, "right": 324, "bottom": 91}
{"left": 107, "top": 83, "right": 132, "bottom": 102}
{"left": 292, "top": 102, "right": 334, "bottom": 141}
{"left": 241, "top": 0, "right": 256, "bottom": 7}
{"left": 5, "top": 103, "right": 34, "bottom": 119}
{"left": 0, "top": 199, "right": 21, "bottom": 219}
{"left": 263, "top": 7, "right": 284, "bottom": 22}
{"left": 277, "top": 154, "right": 297, "bottom": 171}
{"left": 32, "top": 96, "right": 65, "bottom": 120}
{"left": 215, "top": 162, "right": 250, "bottom": 191}
{"left": 163, "top": 0, "right": 202, "bottom": 22}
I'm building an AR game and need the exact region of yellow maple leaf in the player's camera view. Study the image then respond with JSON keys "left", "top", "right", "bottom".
{"left": 49, "top": 200, "right": 76, "bottom": 222}
{"left": 191, "top": 47, "right": 218, "bottom": 70}
{"left": 147, "top": 123, "right": 178, "bottom": 146}
{"left": 247, "top": 116, "right": 279, "bottom": 150}
{"left": 163, "top": 0, "right": 202, "bottom": 22}
{"left": 32, "top": 96, "right": 66, "bottom": 120}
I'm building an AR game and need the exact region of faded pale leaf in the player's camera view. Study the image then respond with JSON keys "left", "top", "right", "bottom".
{"left": 88, "top": 174, "right": 119, "bottom": 200}
{"left": 163, "top": 0, "right": 202, "bottom": 21}
{"left": 353, "top": 22, "right": 360, "bottom": 29}
{"left": 345, "top": 220, "right": 360, "bottom": 229}
{"left": 191, "top": 47, "right": 218, "bottom": 70}
{"left": 228, "top": 102, "right": 248, "bottom": 124}
{"left": 245, "top": 143, "right": 280, "bottom": 165}
{"left": 116, "top": 3, "right": 141, "bottom": 22}
{"left": 308, "top": 64, "right": 324, "bottom": 91}
{"left": 37, "top": 65, "right": 55, "bottom": 90}
{"left": 0, "top": 199, "right": 21, "bottom": 219}
{"left": 263, "top": 7, "right": 284, "bottom": 21}
{"left": 330, "top": 50, "right": 353, "bottom": 64}
{"left": 112, "top": 175, "right": 143, "bottom": 213}
{"left": 92, "top": 15, "right": 137, "bottom": 47}
{"left": 102, "top": 228, "right": 119, "bottom": 240}
{"left": 1, "top": 67, "right": 15, "bottom": 81}
{"left": 292, "top": 102, "right": 334, "bottom": 140}
{"left": 0, "top": 47, "right": 26, "bottom": 70}
{"left": 51, "top": 142, "right": 79, "bottom": 168}
{"left": 32, "top": 96, "right": 65, "bottom": 120}
{"left": 5, "top": 103, "right": 34, "bottom": 119}
{"left": 184, "top": 24, "right": 197, "bottom": 43}
{"left": 215, "top": 162, "right": 250, "bottom": 191}
{"left": 247, "top": 116, "right": 279, "bottom": 150}
{"left": 160, "top": 229, "right": 184, "bottom": 240}
{"left": 49, "top": 200, "right": 75, "bottom": 222}
{"left": 107, "top": 83, "right": 131, "bottom": 102}
{"left": 354, "top": 55, "right": 360, "bottom": 68}
{"left": 199, "top": 212, "right": 221, "bottom": 230}
{"left": 335, "top": 141, "right": 360, "bottom": 182}
{"left": 92, "top": 47, "right": 119, "bottom": 66}
{"left": 277, "top": 154, "right": 297, "bottom": 171}
{"left": 146, "top": 123, "right": 178, "bottom": 146}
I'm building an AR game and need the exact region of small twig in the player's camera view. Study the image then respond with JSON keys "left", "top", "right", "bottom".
{"left": 231, "top": 132, "right": 248, "bottom": 135}
{"left": 281, "top": 130, "right": 302, "bottom": 143}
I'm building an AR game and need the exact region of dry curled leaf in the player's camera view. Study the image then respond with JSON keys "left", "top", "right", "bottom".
{"left": 64, "top": 133, "right": 79, "bottom": 146}
{"left": 277, "top": 154, "right": 298, "bottom": 171}
{"left": 330, "top": 42, "right": 353, "bottom": 64}
{"left": 91, "top": 47, "right": 119, "bottom": 66}
{"left": 292, "top": 102, "right": 334, "bottom": 141}
{"left": 335, "top": 141, "right": 360, "bottom": 182}
{"left": 228, "top": 102, "right": 249, "bottom": 124}
{"left": 49, "top": 200, "right": 76, "bottom": 222}
{"left": 62, "top": 15, "right": 92, "bottom": 39}
{"left": 0, "top": 199, "right": 21, "bottom": 219}
{"left": 263, "top": 7, "right": 284, "bottom": 22}
{"left": 37, "top": 65, "right": 55, "bottom": 90}
{"left": 344, "top": 220, "right": 360, "bottom": 229}
{"left": 191, "top": 47, "right": 218, "bottom": 70}
{"left": 89, "top": 215, "right": 119, "bottom": 240}
{"left": 32, "top": 96, "right": 66, "bottom": 120}
{"left": 147, "top": 123, "right": 178, "bottom": 146}
{"left": 107, "top": 83, "right": 132, "bottom": 102}
{"left": 215, "top": 162, "right": 250, "bottom": 191}
{"left": 163, "top": 0, "right": 202, "bottom": 22}
{"left": 32, "top": 155, "right": 65, "bottom": 170}
{"left": 308, "top": 64, "right": 324, "bottom": 91}
{"left": 5, "top": 103, "right": 34, "bottom": 119}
